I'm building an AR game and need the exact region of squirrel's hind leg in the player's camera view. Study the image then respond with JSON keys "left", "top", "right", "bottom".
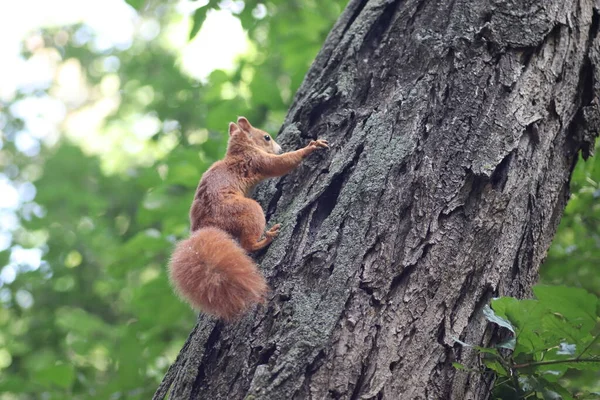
{"left": 234, "top": 198, "right": 279, "bottom": 252}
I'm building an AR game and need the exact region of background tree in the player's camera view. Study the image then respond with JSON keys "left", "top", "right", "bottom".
{"left": 154, "top": 0, "right": 600, "bottom": 399}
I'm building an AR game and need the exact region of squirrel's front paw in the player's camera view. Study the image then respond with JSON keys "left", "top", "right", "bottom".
{"left": 265, "top": 224, "right": 281, "bottom": 239}
{"left": 309, "top": 139, "right": 329, "bottom": 149}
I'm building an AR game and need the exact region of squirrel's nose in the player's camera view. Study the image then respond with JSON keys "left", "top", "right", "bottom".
{"left": 274, "top": 143, "right": 282, "bottom": 154}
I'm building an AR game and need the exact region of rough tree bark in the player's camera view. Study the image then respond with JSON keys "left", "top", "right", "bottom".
{"left": 155, "top": 0, "right": 600, "bottom": 398}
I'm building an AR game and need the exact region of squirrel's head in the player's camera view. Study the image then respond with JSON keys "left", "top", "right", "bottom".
{"left": 228, "top": 117, "right": 282, "bottom": 155}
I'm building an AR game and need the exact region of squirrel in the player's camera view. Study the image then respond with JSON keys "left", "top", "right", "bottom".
{"left": 168, "top": 116, "right": 329, "bottom": 321}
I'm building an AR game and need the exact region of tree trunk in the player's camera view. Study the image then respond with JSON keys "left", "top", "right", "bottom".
{"left": 155, "top": 0, "right": 600, "bottom": 398}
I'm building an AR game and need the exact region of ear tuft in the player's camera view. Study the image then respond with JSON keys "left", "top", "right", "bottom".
{"left": 228, "top": 122, "right": 239, "bottom": 136}
{"left": 237, "top": 116, "right": 252, "bottom": 132}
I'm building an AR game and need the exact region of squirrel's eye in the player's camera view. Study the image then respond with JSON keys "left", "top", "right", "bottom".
{"left": 264, "top": 135, "right": 271, "bottom": 141}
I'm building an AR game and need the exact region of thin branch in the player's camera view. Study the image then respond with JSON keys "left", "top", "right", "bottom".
{"left": 511, "top": 369, "right": 522, "bottom": 397}
{"left": 511, "top": 357, "right": 600, "bottom": 369}
{"left": 494, "top": 377, "right": 512, "bottom": 387}
{"left": 576, "top": 332, "right": 600, "bottom": 360}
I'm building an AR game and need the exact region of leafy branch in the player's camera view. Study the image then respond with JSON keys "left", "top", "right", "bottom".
{"left": 511, "top": 357, "right": 600, "bottom": 369}
{"left": 576, "top": 331, "right": 600, "bottom": 360}
{"left": 453, "top": 285, "right": 600, "bottom": 399}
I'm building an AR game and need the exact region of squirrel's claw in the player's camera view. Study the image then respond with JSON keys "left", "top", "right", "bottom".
{"left": 310, "top": 139, "right": 329, "bottom": 149}
{"left": 265, "top": 224, "right": 281, "bottom": 238}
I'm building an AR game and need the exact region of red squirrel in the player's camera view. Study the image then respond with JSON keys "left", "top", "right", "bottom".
{"left": 169, "top": 117, "right": 329, "bottom": 320}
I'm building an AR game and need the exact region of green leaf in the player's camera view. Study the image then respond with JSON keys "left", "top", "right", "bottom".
{"left": 533, "top": 285, "right": 598, "bottom": 334}
{"left": 249, "top": 68, "right": 284, "bottom": 109}
{"left": 208, "top": 69, "right": 230, "bottom": 86}
{"left": 55, "top": 307, "right": 110, "bottom": 337}
{"left": 131, "top": 276, "right": 194, "bottom": 326}
{"left": 0, "top": 376, "right": 31, "bottom": 393}
{"left": 33, "top": 363, "right": 75, "bottom": 389}
{"left": 452, "top": 362, "right": 466, "bottom": 370}
{"left": 451, "top": 362, "right": 480, "bottom": 373}
{"left": 475, "top": 346, "right": 501, "bottom": 357}
{"left": 484, "top": 359, "right": 508, "bottom": 376}
{"left": 110, "top": 229, "right": 172, "bottom": 276}
{"left": 483, "top": 304, "right": 515, "bottom": 333}
{"left": 114, "top": 329, "right": 144, "bottom": 390}
{"left": 541, "top": 382, "right": 575, "bottom": 400}
{"left": 491, "top": 297, "right": 549, "bottom": 356}
{"left": 519, "top": 375, "right": 545, "bottom": 393}
{"left": 548, "top": 359, "right": 600, "bottom": 371}
{"left": 125, "top": 0, "right": 145, "bottom": 10}
{"left": 541, "top": 312, "right": 590, "bottom": 344}
{"left": 204, "top": 100, "right": 246, "bottom": 131}
{"left": 190, "top": 7, "right": 209, "bottom": 39}
{"left": 492, "top": 381, "right": 520, "bottom": 400}
{"left": 166, "top": 163, "right": 202, "bottom": 187}
{"left": 520, "top": 376, "right": 576, "bottom": 400}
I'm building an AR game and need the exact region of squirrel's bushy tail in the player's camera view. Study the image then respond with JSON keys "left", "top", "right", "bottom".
{"left": 169, "top": 227, "right": 268, "bottom": 320}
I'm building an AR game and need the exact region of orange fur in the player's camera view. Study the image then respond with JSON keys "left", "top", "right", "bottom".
{"left": 168, "top": 117, "right": 328, "bottom": 320}
{"left": 169, "top": 227, "right": 267, "bottom": 320}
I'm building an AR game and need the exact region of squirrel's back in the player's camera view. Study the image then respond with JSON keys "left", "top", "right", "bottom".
{"left": 189, "top": 158, "right": 255, "bottom": 232}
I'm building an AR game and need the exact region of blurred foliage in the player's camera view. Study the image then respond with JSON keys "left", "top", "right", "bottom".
{"left": 456, "top": 285, "right": 600, "bottom": 399}
{"left": 0, "top": 0, "right": 598, "bottom": 399}
{"left": 0, "top": 0, "right": 345, "bottom": 398}
{"left": 542, "top": 149, "right": 600, "bottom": 297}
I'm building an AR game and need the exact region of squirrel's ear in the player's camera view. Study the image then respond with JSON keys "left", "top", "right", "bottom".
{"left": 228, "top": 122, "right": 239, "bottom": 136}
{"left": 237, "top": 116, "right": 252, "bottom": 132}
